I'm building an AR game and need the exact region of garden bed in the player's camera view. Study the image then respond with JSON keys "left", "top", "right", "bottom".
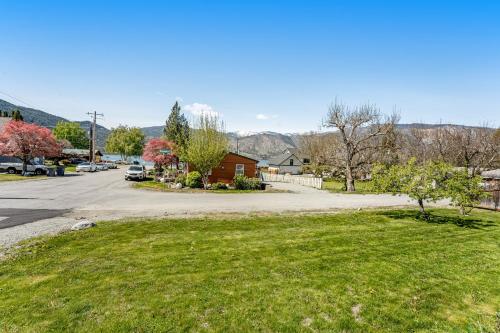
{"left": 131, "top": 180, "right": 288, "bottom": 193}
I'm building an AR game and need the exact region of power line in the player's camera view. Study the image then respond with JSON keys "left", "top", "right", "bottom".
{"left": 0, "top": 90, "right": 39, "bottom": 109}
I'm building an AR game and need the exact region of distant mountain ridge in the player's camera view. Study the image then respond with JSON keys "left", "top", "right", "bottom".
{"left": 0, "top": 98, "right": 491, "bottom": 158}
{"left": 0, "top": 99, "right": 110, "bottom": 149}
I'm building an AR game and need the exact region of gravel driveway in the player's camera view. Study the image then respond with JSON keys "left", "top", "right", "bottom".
{"left": 0, "top": 168, "right": 445, "bottom": 249}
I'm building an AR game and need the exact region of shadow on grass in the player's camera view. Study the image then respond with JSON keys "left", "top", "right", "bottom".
{"left": 379, "top": 210, "right": 497, "bottom": 229}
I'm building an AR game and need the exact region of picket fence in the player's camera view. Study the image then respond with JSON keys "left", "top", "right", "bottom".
{"left": 261, "top": 172, "right": 323, "bottom": 189}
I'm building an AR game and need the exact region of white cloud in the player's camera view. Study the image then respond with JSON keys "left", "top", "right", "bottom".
{"left": 256, "top": 113, "right": 278, "bottom": 120}
{"left": 184, "top": 103, "right": 219, "bottom": 117}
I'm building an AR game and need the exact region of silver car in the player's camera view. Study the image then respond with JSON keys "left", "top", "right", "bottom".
{"left": 125, "top": 165, "right": 146, "bottom": 181}
{"left": 96, "top": 163, "right": 109, "bottom": 171}
{"left": 76, "top": 162, "right": 97, "bottom": 172}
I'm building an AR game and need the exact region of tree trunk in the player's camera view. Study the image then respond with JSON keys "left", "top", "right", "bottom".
{"left": 22, "top": 160, "right": 27, "bottom": 176}
{"left": 202, "top": 174, "right": 209, "bottom": 190}
{"left": 345, "top": 163, "right": 355, "bottom": 192}
{"left": 417, "top": 198, "right": 429, "bottom": 219}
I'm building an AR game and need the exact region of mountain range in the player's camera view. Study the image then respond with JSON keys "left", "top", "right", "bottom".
{"left": 0, "top": 98, "right": 489, "bottom": 160}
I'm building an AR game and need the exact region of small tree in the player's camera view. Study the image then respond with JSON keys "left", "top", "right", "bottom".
{"left": 0, "top": 120, "right": 61, "bottom": 174}
{"left": 105, "top": 125, "right": 145, "bottom": 161}
{"left": 11, "top": 109, "right": 24, "bottom": 121}
{"left": 445, "top": 170, "right": 488, "bottom": 215}
{"left": 53, "top": 121, "right": 89, "bottom": 149}
{"left": 371, "top": 158, "right": 450, "bottom": 218}
{"left": 185, "top": 115, "right": 228, "bottom": 189}
{"left": 142, "top": 138, "right": 177, "bottom": 172}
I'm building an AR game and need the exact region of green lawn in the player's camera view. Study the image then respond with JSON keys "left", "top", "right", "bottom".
{"left": 1, "top": 209, "right": 499, "bottom": 332}
{"left": 323, "top": 179, "right": 374, "bottom": 193}
{"left": 0, "top": 174, "right": 45, "bottom": 182}
{"left": 64, "top": 164, "right": 77, "bottom": 173}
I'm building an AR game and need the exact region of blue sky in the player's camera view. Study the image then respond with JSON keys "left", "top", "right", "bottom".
{"left": 1, "top": 0, "right": 499, "bottom": 132}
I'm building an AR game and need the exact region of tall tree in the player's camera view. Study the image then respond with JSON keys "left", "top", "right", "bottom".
{"left": 324, "top": 100, "right": 398, "bottom": 191}
{"left": 52, "top": 122, "right": 89, "bottom": 149}
{"left": 105, "top": 125, "right": 145, "bottom": 161}
{"left": 164, "top": 101, "right": 190, "bottom": 157}
{"left": 185, "top": 115, "right": 228, "bottom": 189}
{"left": 0, "top": 120, "right": 61, "bottom": 174}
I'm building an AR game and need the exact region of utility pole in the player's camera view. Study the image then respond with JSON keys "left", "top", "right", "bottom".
{"left": 86, "top": 111, "right": 104, "bottom": 163}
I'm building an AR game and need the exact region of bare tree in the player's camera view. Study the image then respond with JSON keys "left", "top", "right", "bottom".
{"left": 399, "top": 125, "right": 499, "bottom": 174}
{"left": 298, "top": 132, "right": 336, "bottom": 176}
{"left": 324, "top": 101, "right": 398, "bottom": 192}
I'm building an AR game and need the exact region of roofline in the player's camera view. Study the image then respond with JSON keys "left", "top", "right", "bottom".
{"left": 269, "top": 153, "right": 304, "bottom": 166}
{"left": 227, "top": 152, "right": 259, "bottom": 162}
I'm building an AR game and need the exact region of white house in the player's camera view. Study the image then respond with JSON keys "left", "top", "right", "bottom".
{"left": 268, "top": 148, "right": 310, "bottom": 175}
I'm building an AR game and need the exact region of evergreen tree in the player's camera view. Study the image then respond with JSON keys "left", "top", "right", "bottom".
{"left": 11, "top": 109, "right": 24, "bottom": 121}
{"left": 164, "top": 101, "right": 190, "bottom": 156}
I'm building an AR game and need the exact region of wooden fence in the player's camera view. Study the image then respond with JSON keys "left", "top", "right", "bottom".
{"left": 478, "top": 189, "right": 500, "bottom": 211}
{"left": 261, "top": 172, "right": 323, "bottom": 189}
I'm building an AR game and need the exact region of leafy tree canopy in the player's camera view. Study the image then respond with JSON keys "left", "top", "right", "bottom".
{"left": 184, "top": 115, "right": 228, "bottom": 189}
{"left": 53, "top": 122, "right": 88, "bottom": 149}
{"left": 105, "top": 125, "right": 145, "bottom": 160}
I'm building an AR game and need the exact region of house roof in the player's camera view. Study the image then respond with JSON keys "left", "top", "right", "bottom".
{"left": 268, "top": 152, "right": 303, "bottom": 166}
{"left": 226, "top": 152, "right": 259, "bottom": 162}
{"left": 62, "top": 148, "right": 103, "bottom": 156}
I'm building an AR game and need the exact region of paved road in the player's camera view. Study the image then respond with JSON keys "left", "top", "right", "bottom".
{"left": 0, "top": 168, "right": 440, "bottom": 248}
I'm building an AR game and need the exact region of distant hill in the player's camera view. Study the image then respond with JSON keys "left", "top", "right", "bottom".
{"left": 141, "top": 125, "right": 164, "bottom": 138}
{"left": 0, "top": 99, "right": 110, "bottom": 149}
{"left": 1, "top": 98, "right": 491, "bottom": 158}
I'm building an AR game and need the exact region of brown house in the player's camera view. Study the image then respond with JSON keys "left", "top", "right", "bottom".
{"left": 189, "top": 152, "right": 258, "bottom": 184}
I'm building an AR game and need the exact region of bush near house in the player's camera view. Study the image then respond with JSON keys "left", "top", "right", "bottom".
{"left": 211, "top": 182, "right": 228, "bottom": 190}
{"left": 175, "top": 174, "right": 187, "bottom": 187}
{"left": 233, "top": 175, "right": 262, "bottom": 190}
{"left": 186, "top": 171, "right": 203, "bottom": 188}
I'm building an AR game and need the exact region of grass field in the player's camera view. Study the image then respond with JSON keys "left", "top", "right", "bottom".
{"left": 323, "top": 179, "right": 374, "bottom": 193}
{"left": 1, "top": 209, "right": 499, "bottom": 332}
{"left": 0, "top": 173, "right": 45, "bottom": 182}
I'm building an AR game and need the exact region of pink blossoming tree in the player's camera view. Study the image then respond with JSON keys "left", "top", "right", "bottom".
{"left": 142, "top": 138, "right": 177, "bottom": 171}
{"left": 0, "top": 120, "right": 62, "bottom": 174}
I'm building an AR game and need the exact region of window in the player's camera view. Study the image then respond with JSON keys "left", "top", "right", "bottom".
{"left": 303, "top": 158, "right": 310, "bottom": 164}
{"left": 289, "top": 159, "right": 294, "bottom": 166}
{"left": 235, "top": 164, "right": 244, "bottom": 176}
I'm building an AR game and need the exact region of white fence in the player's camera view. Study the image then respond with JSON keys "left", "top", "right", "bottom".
{"left": 261, "top": 172, "right": 323, "bottom": 189}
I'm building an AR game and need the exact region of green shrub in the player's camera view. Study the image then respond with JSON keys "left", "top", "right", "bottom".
{"left": 247, "top": 178, "right": 262, "bottom": 190}
{"left": 186, "top": 171, "right": 203, "bottom": 188}
{"left": 233, "top": 175, "right": 248, "bottom": 190}
{"left": 233, "top": 175, "right": 262, "bottom": 190}
{"left": 211, "top": 182, "right": 228, "bottom": 190}
{"left": 175, "top": 174, "right": 187, "bottom": 186}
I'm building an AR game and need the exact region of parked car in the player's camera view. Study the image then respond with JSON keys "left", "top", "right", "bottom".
{"left": 96, "top": 163, "right": 109, "bottom": 171}
{"left": 0, "top": 161, "right": 47, "bottom": 175}
{"left": 125, "top": 165, "right": 146, "bottom": 181}
{"left": 76, "top": 162, "right": 97, "bottom": 172}
{"left": 69, "top": 158, "right": 87, "bottom": 165}
{"left": 104, "top": 162, "right": 117, "bottom": 169}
